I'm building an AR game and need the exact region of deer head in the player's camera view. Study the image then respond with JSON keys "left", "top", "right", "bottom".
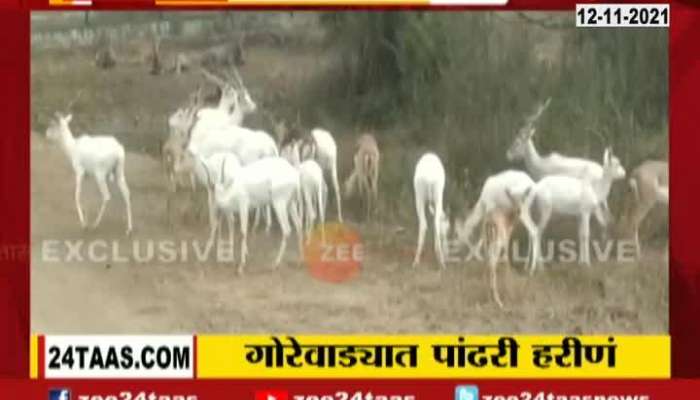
{"left": 229, "top": 66, "right": 256, "bottom": 114}
{"left": 603, "top": 147, "right": 626, "bottom": 181}
{"left": 200, "top": 67, "right": 238, "bottom": 109}
{"left": 507, "top": 98, "right": 551, "bottom": 161}
{"left": 169, "top": 86, "right": 203, "bottom": 138}
{"left": 47, "top": 90, "right": 83, "bottom": 141}
{"left": 46, "top": 113, "right": 73, "bottom": 141}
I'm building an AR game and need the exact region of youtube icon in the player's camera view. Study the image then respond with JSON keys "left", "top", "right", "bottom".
{"left": 255, "top": 390, "right": 289, "bottom": 400}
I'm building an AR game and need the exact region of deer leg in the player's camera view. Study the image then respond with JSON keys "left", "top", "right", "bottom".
{"left": 372, "top": 162, "right": 379, "bottom": 218}
{"left": 116, "top": 167, "right": 133, "bottom": 235}
{"left": 518, "top": 204, "right": 540, "bottom": 275}
{"left": 630, "top": 200, "right": 654, "bottom": 259}
{"left": 272, "top": 200, "right": 291, "bottom": 268}
{"left": 227, "top": 212, "right": 235, "bottom": 262}
{"left": 579, "top": 213, "right": 591, "bottom": 266}
{"left": 189, "top": 172, "right": 196, "bottom": 191}
{"left": 165, "top": 193, "right": 172, "bottom": 228}
{"left": 92, "top": 174, "right": 111, "bottom": 229}
{"left": 238, "top": 206, "right": 249, "bottom": 275}
{"left": 289, "top": 197, "right": 304, "bottom": 266}
{"left": 265, "top": 205, "right": 272, "bottom": 236}
{"left": 205, "top": 212, "right": 220, "bottom": 257}
{"left": 412, "top": 197, "right": 427, "bottom": 268}
{"left": 252, "top": 207, "right": 260, "bottom": 232}
{"left": 532, "top": 202, "right": 552, "bottom": 272}
{"left": 434, "top": 193, "right": 446, "bottom": 269}
{"left": 593, "top": 204, "right": 609, "bottom": 249}
{"left": 634, "top": 225, "right": 641, "bottom": 259}
{"left": 304, "top": 189, "right": 314, "bottom": 244}
{"left": 318, "top": 185, "right": 326, "bottom": 244}
{"left": 331, "top": 163, "right": 343, "bottom": 223}
{"left": 74, "top": 171, "right": 87, "bottom": 228}
{"left": 206, "top": 188, "right": 217, "bottom": 233}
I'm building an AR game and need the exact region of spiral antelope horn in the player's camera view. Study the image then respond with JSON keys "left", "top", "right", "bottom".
{"left": 66, "top": 90, "right": 85, "bottom": 112}
{"left": 200, "top": 67, "right": 227, "bottom": 88}
{"left": 526, "top": 97, "right": 552, "bottom": 127}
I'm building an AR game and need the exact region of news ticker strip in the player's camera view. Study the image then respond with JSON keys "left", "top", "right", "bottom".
{"left": 47, "top": 0, "right": 509, "bottom": 6}
{"left": 30, "top": 334, "right": 669, "bottom": 379}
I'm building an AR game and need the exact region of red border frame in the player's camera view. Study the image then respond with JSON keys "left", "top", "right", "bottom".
{"left": 1, "top": 0, "right": 698, "bottom": 382}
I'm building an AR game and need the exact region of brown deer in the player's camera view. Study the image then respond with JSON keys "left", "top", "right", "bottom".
{"left": 344, "top": 133, "right": 380, "bottom": 220}
{"left": 617, "top": 160, "right": 668, "bottom": 259}
{"left": 480, "top": 190, "right": 522, "bottom": 309}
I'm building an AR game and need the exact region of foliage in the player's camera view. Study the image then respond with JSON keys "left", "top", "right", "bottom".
{"left": 316, "top": 12, "right": 667, "bottom": 211}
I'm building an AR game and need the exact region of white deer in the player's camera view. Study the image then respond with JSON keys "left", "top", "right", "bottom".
{"left": 299, "top": 160, "right": 327, "bottom": 244}
{"left": 412, "top": 153, "right": 450, "bottom": 269}
{"left": 299, "top": 128, "right": 343, "bottom": 223}
{"left": 281, "top": 139, "right": 327, "bottom": 243}
{"left": 517, "top": 148, "right": 626, "bottom": 273}
{"left": 456, "top": 169, "right": 535, "bottom": 254}
{"left": 618, "top": 160, "right": 668, "bottom": 258}
{"left": 163, "top": 87, "right": 203, "bottom": 194}
{"left": 45, "top": 113, "right": 133, "bottom": 234}
{"left": 506, "top": 99, "right": 618, "bottom": 220}
{"left": 173, "top": 125, "right": 278, "bottom": 233}
{"left": 194, "top": 67, "right": 257, "bottom": 130}
{"left": 344, "top": 133, "right": 380, "bottom": 220}
{"left": 202, "top": 156, "right": 303, "bottom": 275}
{"left": 197, "top": 152, "right": 242, "bottom": 257}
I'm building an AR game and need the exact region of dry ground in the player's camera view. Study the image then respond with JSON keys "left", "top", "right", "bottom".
{"left": 31, "top": 35, "right": 668, "bottom": 334}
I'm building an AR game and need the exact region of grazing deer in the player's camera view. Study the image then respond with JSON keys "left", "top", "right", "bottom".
{"left": 164, "top": 87, "right": 203, "bottom": 189}
{"left": 480, "top": 191, "right": 522, "bottom": 309}
{"left": 202, "top": 156, "right": 303, "bottom": 275}
{"left": 617, "top": 160, "right": 668, "bottom": 258}
{"left": 412, "top": 153, "right": 450, "bottom": 269}
{"left": 456, "top": 169, "right": 535, "bottom": 254}
{"left": 344, "top": 133, "right": 380, "bottom": 221}
{"left": 162, "top": 88, "right": 205, "bottom": 225}
{"left": 299, "top": 160, "right": 327, "bottom": 244}
{"left": 45, "top": 113, "right": 133, "bottom": 235}
{"left": 517, "top": 148, "right": 626, "bottom": 273}
{"left": 299, "top": 128, "right": 343, "bottom": 223}
{"left": 173, "top": 125, "right": 278, "bottom": 233}
{"left": 198, "top": 152, "right": 242, "bottom": 259}
{"left": 280, "top": 139, "right": 327, "bottom": 243}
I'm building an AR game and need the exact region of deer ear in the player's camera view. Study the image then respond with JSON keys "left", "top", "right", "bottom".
{"left": 603, "top": 147, "right": 611, "bottom": 164}
{"left": 64, "top": 114, "right": 73, "bottom": 124}
{"left": 528, "top": 127, "right": 536, "bottom": 138}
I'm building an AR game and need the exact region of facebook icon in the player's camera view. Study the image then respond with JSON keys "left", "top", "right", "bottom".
{"left": 455, "top": 385, "right": 479, "bottom": 400}
{"left": 49, "top": 388, "right": 71, "bottom": 400}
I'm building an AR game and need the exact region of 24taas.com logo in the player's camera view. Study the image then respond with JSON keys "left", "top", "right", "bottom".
{"left": 456, "top": 386, "right": 479, "bottom": 400}
{"left": 49, "top": 388, "right": 71, "bottom": 400}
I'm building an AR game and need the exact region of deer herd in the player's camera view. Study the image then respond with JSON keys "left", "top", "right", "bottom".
{"left": 43, "top": 67, "right": 668, "bottom": 309}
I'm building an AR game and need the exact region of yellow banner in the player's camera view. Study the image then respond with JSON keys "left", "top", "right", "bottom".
{"left": 197, "top": 335, "right": 670, "bottom": 379}
{"left": 30, "top": 334, "right": 38, "bottom": 379}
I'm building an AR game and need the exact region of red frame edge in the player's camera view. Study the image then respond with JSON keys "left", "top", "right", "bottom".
{"left": 0, "top": 0, "right": 697, "bottom": 380}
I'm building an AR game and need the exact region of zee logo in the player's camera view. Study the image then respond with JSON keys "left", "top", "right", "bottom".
{"left": 49, "top": 388, "right": 71, "bottom": 400}
{"left": 455, "top": 385, "right": 479, "bottom": 400}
